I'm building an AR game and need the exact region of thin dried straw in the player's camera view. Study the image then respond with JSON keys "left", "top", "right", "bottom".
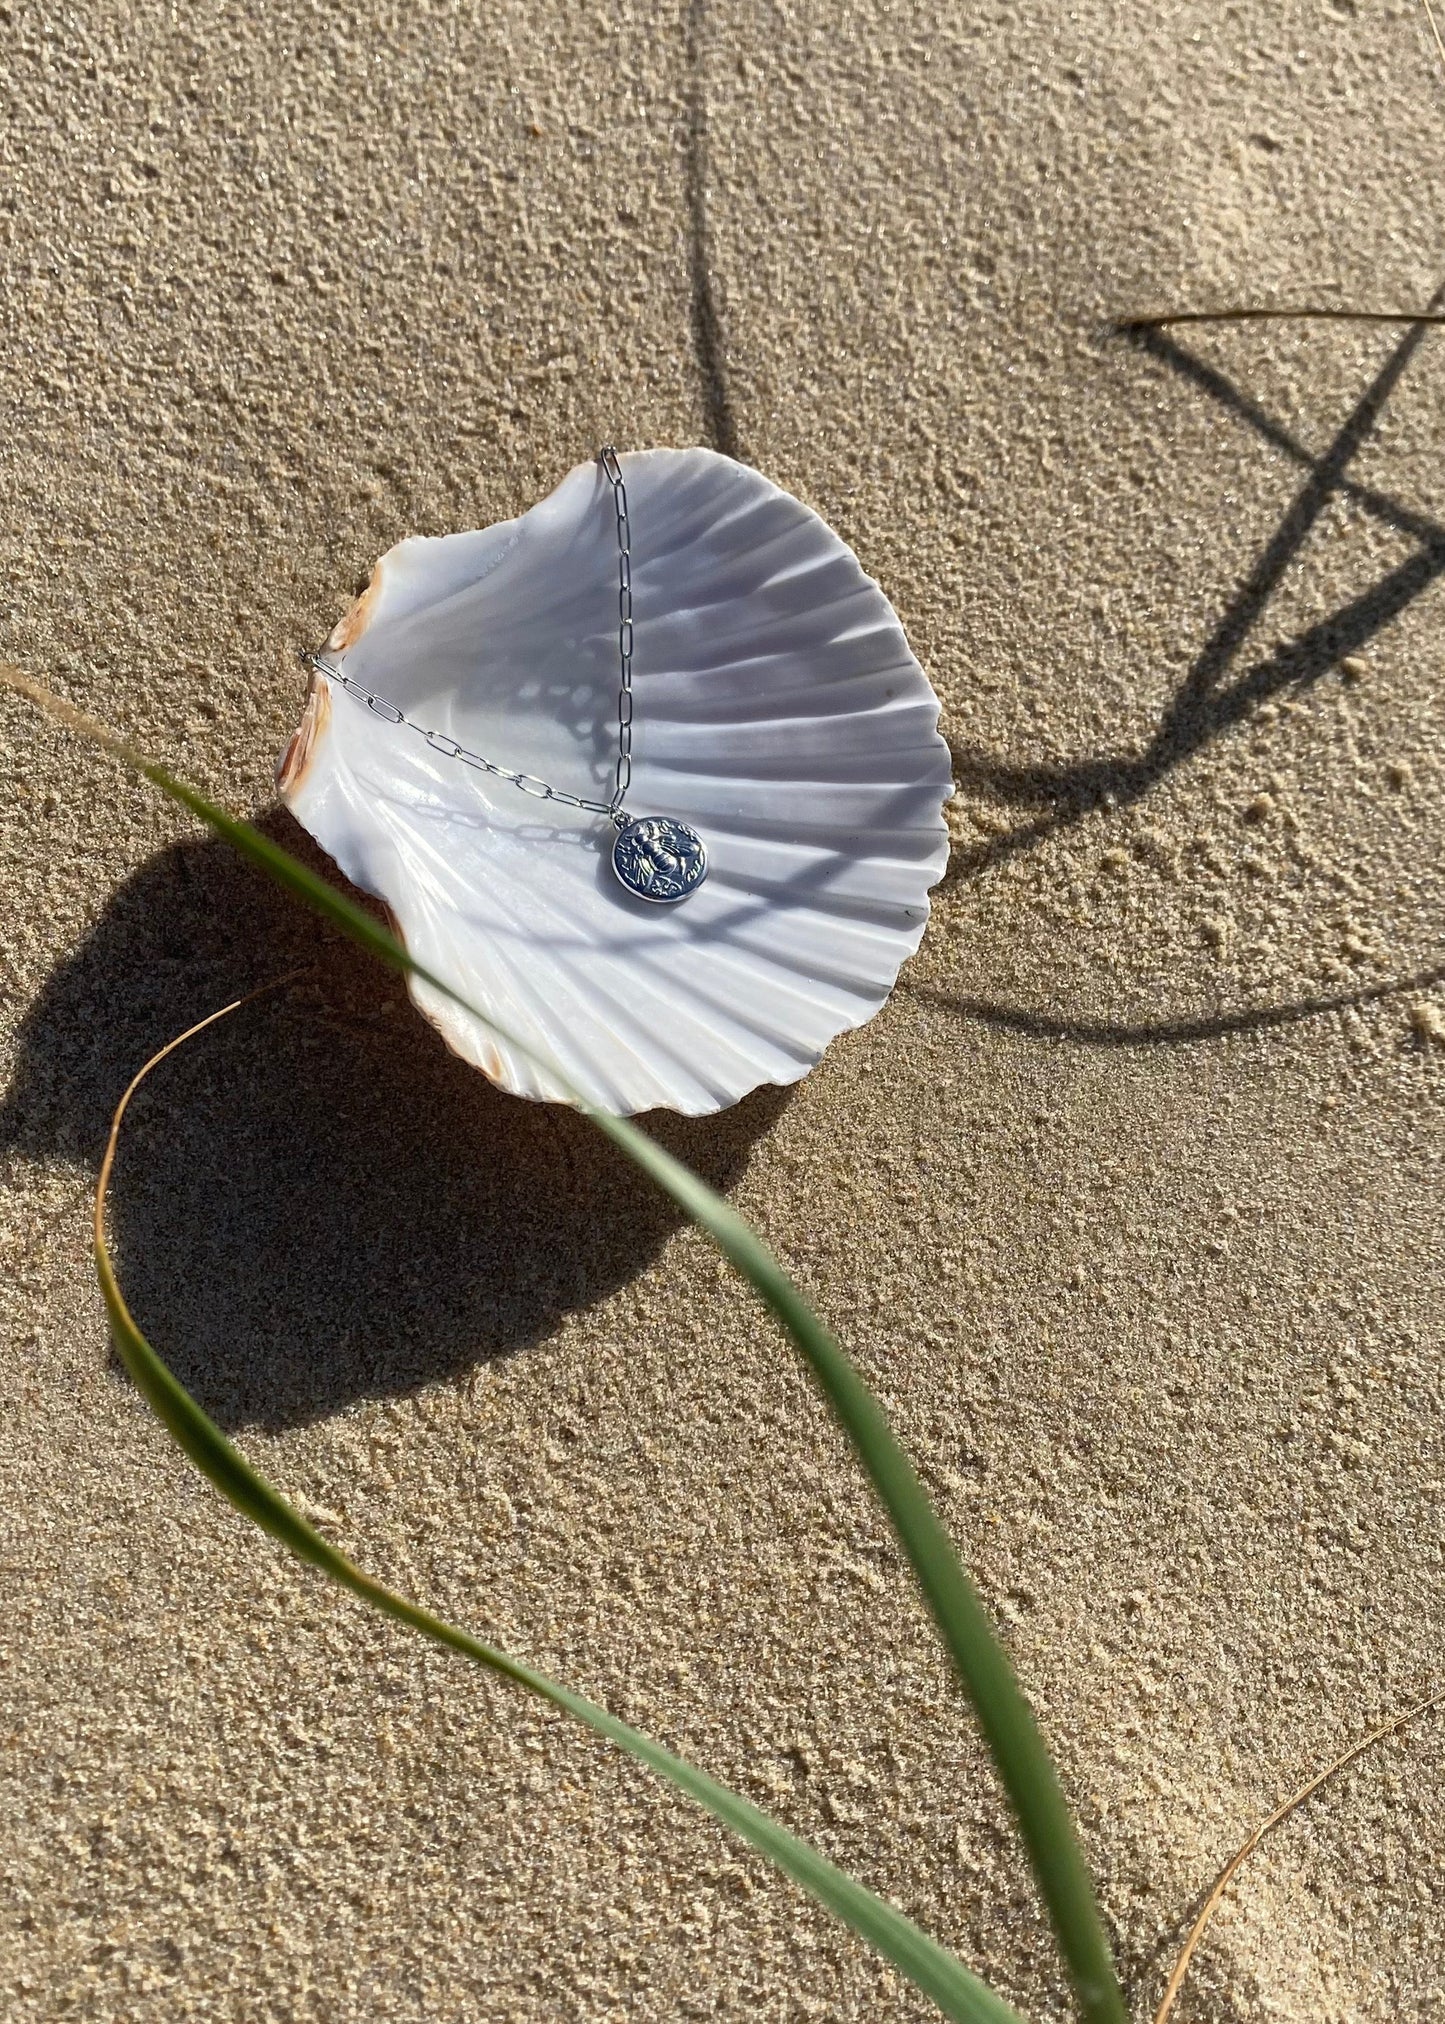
{"left": 94, "top": 973, "right": 312, "bottom": 1262}
{"left": 1125, "top": 0, "right": 1445, "bottom": 339}
{"left": 1118, "top": 307, "right": 1445, "bottom": 332}
{"left": 1153, "top": 1687, "right": 1445, "bottom": 2024}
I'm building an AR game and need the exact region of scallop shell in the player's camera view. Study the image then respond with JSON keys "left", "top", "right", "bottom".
{"left": 278, "top": 448, "right": 952, "bottom": 1115}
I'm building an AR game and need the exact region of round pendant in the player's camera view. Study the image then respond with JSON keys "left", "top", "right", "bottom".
{"left": 612, "top": 815, "right": 708, "bottom": 905}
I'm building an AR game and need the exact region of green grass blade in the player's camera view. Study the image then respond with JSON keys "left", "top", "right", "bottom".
{"left": 94, "top": 1051, "right": 1024, "bottom": 2024}
{"left": 4, "top": 668, "right": 1125, "bottom": 2023}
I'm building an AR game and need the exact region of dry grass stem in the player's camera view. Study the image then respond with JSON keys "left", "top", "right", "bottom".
{"left": 94, "top": 974, "right": 312, "bottom": 1264}
{"left": 1118, "top": 307, "right": 1445, "bottom": 332}
{"left": 1153, "top": 1687, "right": 1445, "bottom": 2024}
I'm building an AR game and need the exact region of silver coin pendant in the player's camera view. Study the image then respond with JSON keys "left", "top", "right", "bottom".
{"left": 612, "top": 815, "right": 708, "bottom": 905}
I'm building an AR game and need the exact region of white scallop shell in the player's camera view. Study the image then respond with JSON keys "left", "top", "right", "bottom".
{"left": 278, "top": 448, "right": 952, "bottom": 1115}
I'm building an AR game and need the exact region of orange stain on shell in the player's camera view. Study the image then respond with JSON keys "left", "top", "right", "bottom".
{"left": 275, "top": 674, "right": 331, "bottom": 796}
{"left": 380, "top": 901, "right": 506, "bottom": 1087}
{"left": 280, "top": 639, "right": 510, "bottom": 1093}
{"left": 328, "top": 554, "right": 389, "bottom": 650}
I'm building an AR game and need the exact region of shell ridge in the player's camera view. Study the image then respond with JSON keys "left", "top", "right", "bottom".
{"left": 644, "top": 587, "right": 905, "bottom": 663}
{"left": 647, "top": 536, "right": 862, "bottom": 617}
{"left": 366, "top": 788, "right": 601, "bottom": 957}
{"left": 568, "top": 930, "right": 813, "bottom": 1094}
{"left": 419, "top": 842, "right": 712, "bottom": 1110}
{"left": 629, "top": 784, "right": 952, "bottom": 840}
{"left": 332, "top": 515, "right": 530, "bottom": 647}
{"left": 553, "top": 939, "right": 788, "bottom": 1104}
{"left": 290, "top": 778, "right": 554, "bottom": 1101}
{"left": 332, "top": 524, "right": 533, "bottom": 669}
{"left": 644, "top": 688, "right": 944, "bottom": 740}
{"left": 641, "top": 730, "right": 952, "bottom": 785}
{"left": 645, "top": 492, "right": 820, "bottom": 584}
{"left": 404, "top": 908, "right": 587, "bottom": 1106}
{"left": 704, "top": 867, "right": 934, "bottom": 931}
{"left": 630, "top": 939, "right": 864, "bottom": 1054}
{"left": 638, "top": 657, "right": 927, "bottom": 721}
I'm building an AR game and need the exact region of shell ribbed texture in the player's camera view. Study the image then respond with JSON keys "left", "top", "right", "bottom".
{"left": 280, "top": 448, "right": 952, "bottom": 1115}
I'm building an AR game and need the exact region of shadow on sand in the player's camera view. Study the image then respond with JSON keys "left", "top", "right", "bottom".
{"left": 941, "top": 309, "right": 1445, "bottom": 889}
{"left": 0, "top": 810, "right": 786, "bottom": 1431}
{"left": 917, "top": 308, "right": 1445, "bottom": 1052}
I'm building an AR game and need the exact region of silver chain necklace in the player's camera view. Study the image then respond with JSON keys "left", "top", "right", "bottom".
{"left": 299, "top": 446, "right": 708, "bottom": 906}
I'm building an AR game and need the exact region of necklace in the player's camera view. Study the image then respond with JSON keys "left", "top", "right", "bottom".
{"left": 299, "top": 446, "right": 709, "bottom": 906}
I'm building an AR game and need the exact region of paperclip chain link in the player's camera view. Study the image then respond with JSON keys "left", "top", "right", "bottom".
{"left": 299, "top": 446, "right": 636, "bottom": 828}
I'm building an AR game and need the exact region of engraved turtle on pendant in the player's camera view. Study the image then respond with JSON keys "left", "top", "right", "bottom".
{"left": 611, "top": 814, "right": 708, "bottom": 904}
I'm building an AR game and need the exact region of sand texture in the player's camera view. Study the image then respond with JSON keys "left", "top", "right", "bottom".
{"left": 3, "top": 1, "right": 1445, "bottom": 2018}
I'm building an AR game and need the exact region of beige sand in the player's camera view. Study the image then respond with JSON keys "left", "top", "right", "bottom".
{"left": 3, "top": 2, "right": 1445, "bottom": 2018}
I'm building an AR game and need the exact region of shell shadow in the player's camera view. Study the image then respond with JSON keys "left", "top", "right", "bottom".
{"left": 0, "top": 810, "right": 789, "bottom": 1431}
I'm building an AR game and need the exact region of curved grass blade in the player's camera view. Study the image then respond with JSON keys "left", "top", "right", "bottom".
{"left": 95, "top": 991, "right": 1025, "bottom": 2024}
{"left": 3, "top": 666, "right": 1125, "bottom": 2024}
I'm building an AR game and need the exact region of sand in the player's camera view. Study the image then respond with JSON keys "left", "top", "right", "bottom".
{"left": 3, "top": 1, "right": 1445, "bottom": 2018}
